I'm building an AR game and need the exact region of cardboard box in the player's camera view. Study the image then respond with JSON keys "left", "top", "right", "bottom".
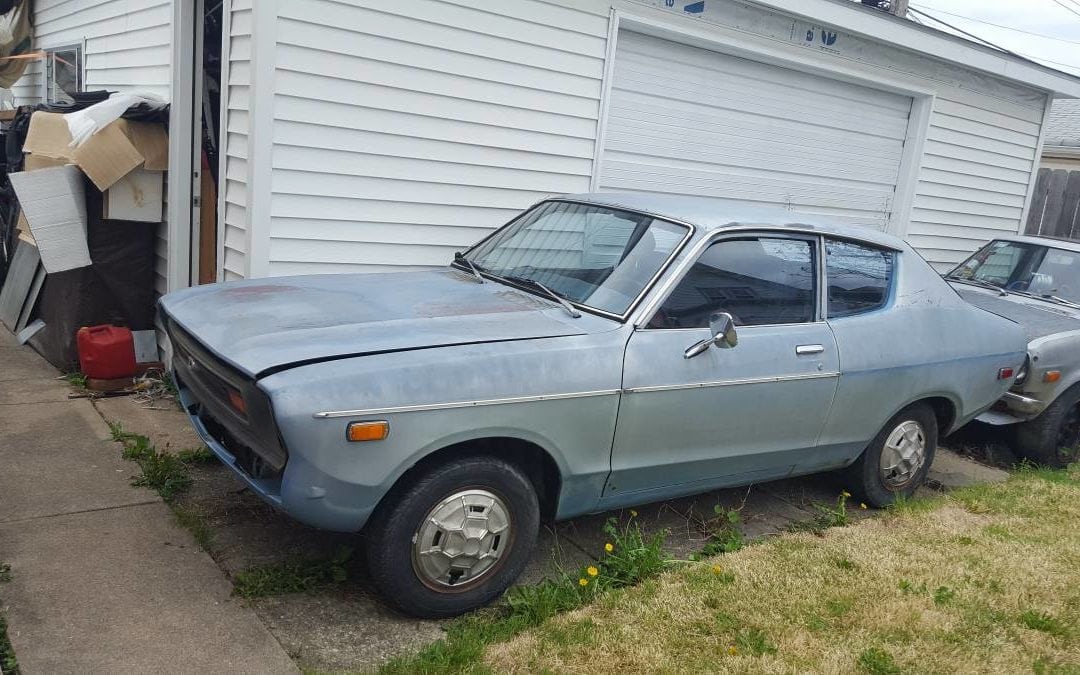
{"left": 103, "top": 168, "right": 163, "bottom": 223}
{"left": 22, "top": 111, "right": 168, "bottom": 192}
{"left": 8, "top": 165, "right": 91, "bottom": 273}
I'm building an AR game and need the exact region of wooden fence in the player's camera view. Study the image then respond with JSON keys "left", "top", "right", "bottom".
{"left": 1026, "top": 168, "right": 1080, "bottom": 240}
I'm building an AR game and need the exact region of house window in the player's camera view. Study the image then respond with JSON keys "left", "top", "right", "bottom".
{"left": 43, "top": 45, "right": 82, "bottom": 104}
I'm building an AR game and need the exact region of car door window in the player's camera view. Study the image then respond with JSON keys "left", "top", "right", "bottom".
{"left": 649, "top": 237, "right": 816, "bottom": 328}
{"left": 825, "top": 239, "right": 894, "bottom": 318}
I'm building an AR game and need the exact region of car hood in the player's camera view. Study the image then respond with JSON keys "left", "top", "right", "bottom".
{"left": 951, "top": 284, "right": 1080, "bottom": 342}
{"left": 159, "top": 270, "right": 596, "bottom": 377}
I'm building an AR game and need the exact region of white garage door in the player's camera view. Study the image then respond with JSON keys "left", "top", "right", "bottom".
{"left": 600, "top": 31, "right": 913, "bottom": 230}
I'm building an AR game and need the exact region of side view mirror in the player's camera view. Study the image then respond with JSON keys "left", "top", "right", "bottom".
{"left": 683, "top": 312, "right": 738, "bottom": 359}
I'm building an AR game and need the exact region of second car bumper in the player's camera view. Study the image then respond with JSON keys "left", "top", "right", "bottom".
{"left": 1001, "top": 391, "right": 1044, "bottom": 415}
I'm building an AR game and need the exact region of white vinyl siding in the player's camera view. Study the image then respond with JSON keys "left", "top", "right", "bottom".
{"left": 599, "top": 31, "right": 912, "bottom": 231}
{"left": 265, "top": 0, "right": 610, "bottom": 275}
{"left": 221, "top": 0, "right": 251, "bottom": 281}
{"left": 9, "top": 0, "right": 172, "bottom": 105}
{"left": 907, "top": 93, "right": 1046, "bottom": 270}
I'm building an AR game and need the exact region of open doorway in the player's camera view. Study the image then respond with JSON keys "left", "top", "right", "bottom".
{"left": 195, "top": 0, "right": 223, "bottom": 284}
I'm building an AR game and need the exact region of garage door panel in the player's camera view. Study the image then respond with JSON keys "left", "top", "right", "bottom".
{"left": 607, "top": 93, "right": 908, "bottom": 151}
{"left": 602, "top": 161, "right": 895, "bottom": 212}
{"left": 603, "top": 128, "right": 903, "bottom": 186}
{"left": 604, "top": 110, "right": 905, "bottom": 177}
{"left": 612, "top": 60, "right": 911, "bottom": 136}
{"left": 617, "top": 32, "right": 912, "bottom": 115}
{"left": 600, "top": 31, "right": 912, "bottom": 230}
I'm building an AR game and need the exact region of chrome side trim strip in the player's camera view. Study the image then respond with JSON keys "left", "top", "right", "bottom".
{"left": 314, "top": 389, "right": 622, "bottom": 419}
{"left": 624, "top": 371, "right": 840, "bottom": 394}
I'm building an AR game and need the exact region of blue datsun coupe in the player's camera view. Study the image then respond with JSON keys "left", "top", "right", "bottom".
{"left": 160, "top": 193, "right": 1025, "bottom": 617}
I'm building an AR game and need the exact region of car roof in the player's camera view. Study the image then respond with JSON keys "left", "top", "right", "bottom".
{"left": 984, "top": 233, "right": 1080, "bottom": 254}
{"left": 555, "top": 192, "right": 906, "bottom": 250}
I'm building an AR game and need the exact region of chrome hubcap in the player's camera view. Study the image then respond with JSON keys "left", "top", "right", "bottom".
{"left": 412, "top": 489, "right": 511, "bottom": 590}
{"left": 881, "top": 420, "right": 927, "bottom": 488}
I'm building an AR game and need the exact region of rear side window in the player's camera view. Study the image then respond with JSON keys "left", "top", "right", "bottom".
{"left": 650, "top": 237, "right": 816, "bottom": 328}
{"left": 825, "top": 239, "right": 894, "bottom": 318}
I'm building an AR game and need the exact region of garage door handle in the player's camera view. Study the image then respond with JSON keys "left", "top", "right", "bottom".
{"left": 796, "top": 344, "right": 825, "bottom": 355}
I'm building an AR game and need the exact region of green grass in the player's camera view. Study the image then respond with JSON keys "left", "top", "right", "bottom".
{"left": 63, "top": 371, "right": 87, "bottom": 389}
{"left": 480, "top": 466, "right": 1080, "bottom": 674}
{"left": 0, "top": 563, "right": 17, "bottom": 674}
{"left": 108, "top": 423, "right": 193, "bottom": 502}
{"left": 692, "top": 504, "right": 743, "bottom": 558}
{"left": 177, "top": 446, "right": 217, "bottom": 465}
{"left": 380, "top": 514, "right": 672, "bottom": 674}
{"left": 173, "top": 505, "right": 213, "bottom": 550}
{"left": 233, "top": 547, "right": 354, "bottom": 598}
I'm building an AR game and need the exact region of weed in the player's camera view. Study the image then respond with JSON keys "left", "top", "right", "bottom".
{"left": 1020, "top": 610, "right": 1069, "bottom": 637}
{"left": 857, "top": 647, "right": 901, "bottom": 675}
{"left": 173, "top": 505, "right": 213, "bottom": 550}
{"left": 63, "top": 371, "right": 87, "bottom": 389}
{"left": 0, "top": 614, "right": 18, "bottom": 674}
{"left": 233, "top": 547, "right": 353, "bottom": 598}
{"left": 826, "top": 597, "right": 854, "bottom": 617}
{"left": 734, "top": 627, "right": 777, "bottom": 656}
{"left": 131, "top": 452, "right": 192, "bottom": 501}
{"left": 834, "top": 556, "right": 856, "bottom": 571}
{"left": 816, "top": 491, "right": 851, "bottom": 528}
{"left": 932, "top": 586, "right": 956, "bottom": 606}
{"left": 177, "top": 446, "right": 217, "bottom": 465}
{"left": 697, "top": 505, "right": 744, "bottom": 557}
{"left": 109, "top": 426, "right": 193, "bottom": 501}
{"left": 382, "top": 514, "right": 673, "bottom": 674}
{"left": 0, "top": 563, "right": 10, "bottom": 583}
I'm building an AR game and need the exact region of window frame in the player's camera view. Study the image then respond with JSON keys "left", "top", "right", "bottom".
{"left": 642, "top": 231, "right": 824, "bottom": 331}
{"left": 41, "top": 43, "right": 84, "bottom": 105}
{"left": 823, "top": 236, "right": 897, "bottom": 320}
{"left": 454, "top": 198, "right": 695, "bottom": 323}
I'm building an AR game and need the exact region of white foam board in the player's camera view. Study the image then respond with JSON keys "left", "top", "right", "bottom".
{"left": 9, "top": 165, "right": 90, "bottom": 273}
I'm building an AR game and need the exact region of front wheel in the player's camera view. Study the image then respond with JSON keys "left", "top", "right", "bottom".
{"left": 1014, "top": 386, "right": 1080, "bottom": 468}
{"left": 365, "top": 455, "right": 540, "bottom": 618}
{"left": 845, "top": 403, "right": 937, "bottom": 507}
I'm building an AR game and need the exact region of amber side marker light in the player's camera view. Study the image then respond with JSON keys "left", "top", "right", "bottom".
{"left": 347, "top": 420, "right": 390, "bottom": 442}
{"left": 1043, "top": 370, "right": 1062, "bottom": 383}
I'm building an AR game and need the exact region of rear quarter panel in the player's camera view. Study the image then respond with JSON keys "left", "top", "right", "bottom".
{"left": 819, "top": 247, "right": 1026, "bottom": 457}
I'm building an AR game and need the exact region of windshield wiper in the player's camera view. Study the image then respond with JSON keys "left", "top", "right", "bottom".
{"left": 945, "top": 275, "right": 1007, "bottom": 296}
{"left": 453, "top": 252, "right": 484, "bottom": 284}
{"left": 503, "top": 274, "right": 581, "bottom": 318}
{"left": 1014, "top": 290, "right": 1080, "bottom": 310}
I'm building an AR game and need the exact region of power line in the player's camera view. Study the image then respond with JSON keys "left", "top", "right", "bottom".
{"left": 909, "top": 2, "right": 1080, "bottom": 44}
{"left": 1051, "top": 0, "right": 1080, "bottom": 20}
{"left": 910, "top": 6, "right": 1080, "bottom": 73}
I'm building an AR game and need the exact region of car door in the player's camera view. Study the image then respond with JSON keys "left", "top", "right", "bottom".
{"left": 602, "top": 233, "right": 840, "bottom": 507}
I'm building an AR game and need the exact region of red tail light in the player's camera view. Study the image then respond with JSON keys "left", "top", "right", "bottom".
{"left": 998, "top": 367, "right": 1014, "bottom": 380}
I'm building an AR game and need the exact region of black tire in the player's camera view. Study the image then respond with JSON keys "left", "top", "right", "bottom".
{"left": 1014, "top": 385, "right": 1080, "bottom": 468}
{"left": 844, "top": 403, "right": 938, "bottom": 508}
{"left": 364, "top": 455, "right": 540, "bottom": 618}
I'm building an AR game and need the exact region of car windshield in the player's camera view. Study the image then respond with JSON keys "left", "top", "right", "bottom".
{"left": 948, "top": 240, "right": 1080, "bottom": 304}
{"left": 463, "top": 201, "right": 689, "bottom": 316}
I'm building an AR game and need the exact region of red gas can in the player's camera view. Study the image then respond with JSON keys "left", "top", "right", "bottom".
{"left": 77, "top": 325, "right": 137, "bottom": 379}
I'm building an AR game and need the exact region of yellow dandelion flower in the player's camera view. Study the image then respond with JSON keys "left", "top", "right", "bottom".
{"left": 860, "top": 503, "right": 868, "bottom": 510}
{"left": 604, "top": 542, "right": 614, "bottom": 553}
{"left": 727, "top": 646, "right": 738, "bottom": 656}
{"left": 712, "top": 564, "right": 723, "bottom": 575}
{"left": 587, "top": 566, "right": 599, "bottom": 577}
{"left": 579, "top": 578, "right": 589, "bottom": 587}
{"left": 630, "top": 509, "right": 638, "bottom": 517}
{"left": 841, "top": 490, "right": 851, "bottom": 498}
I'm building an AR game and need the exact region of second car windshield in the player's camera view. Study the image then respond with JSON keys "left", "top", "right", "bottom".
{"left": 463, "top": 201, "right": 688, "bottom": 315}
{"left": 949, "top": 240, "right": 1080, "bottom": 304}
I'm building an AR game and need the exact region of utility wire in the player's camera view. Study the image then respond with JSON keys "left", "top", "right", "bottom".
{"left": 909, "top": 2, "right": 1080, "bottom": 44}
{"left": 1051, "top": 0, "right": 1080, "bottom": 20}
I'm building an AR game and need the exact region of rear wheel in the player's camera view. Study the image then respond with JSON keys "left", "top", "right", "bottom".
{"left": 1014, "top": 386, "right": 1080, "bottom": 468}
{"left": 845, "top": 403, "right": 937, "bottom": 507}
{"left": 365, "top": 455, "right": 540, "bottom": 618}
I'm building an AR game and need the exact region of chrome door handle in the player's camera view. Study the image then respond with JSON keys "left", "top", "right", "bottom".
{"left": 795, "top": 344, "right": 825, "bottom": 355}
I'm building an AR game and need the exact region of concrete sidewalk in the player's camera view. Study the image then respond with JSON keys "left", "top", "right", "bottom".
{"left": 0, "top": 330, "right": 296, "bottom": 674}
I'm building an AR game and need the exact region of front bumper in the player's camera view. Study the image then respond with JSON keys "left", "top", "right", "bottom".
{"left": 1001, "top": 391, "right": 1044, "bottom": 415}
{"left": 976, "top": 391, "right": 1045, "bottom": 425}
